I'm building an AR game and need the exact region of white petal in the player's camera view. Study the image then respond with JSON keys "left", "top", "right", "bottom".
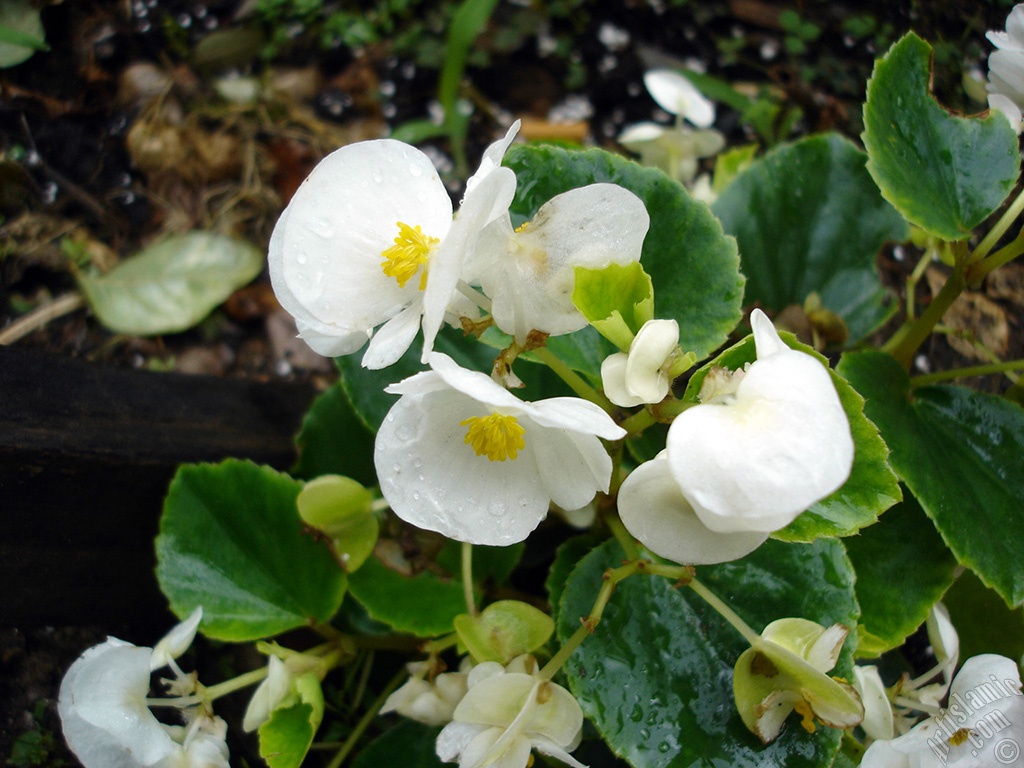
{"left": 150, "top": 607, "right": 203, "bottom": 671}
{"left": 859, "top": 738, "right": 911, "bottom": 768}
{"left": 989, "top": 93, "right": 1024, "bottom": 133}
{"left": 926, "top": 602, "right": 959, "bottom": 674}
{"left": 532, "top": 427, "right": 612, "bottom": 511}
{"left": 989, "top": 49, "right": 1024, "bottom": 100}
{"left": 624, "top": 319, "right": 679, "bottom": 403}
{"left": 643, "top": 69, "right": 716, "bottom": 127}
{"left": 533, "top": 740, "right": 588, "bottom": 768}
{"left": 426, "top": 352, "right": 528, "bottom": 412}
{"left": 854, "top": 665, "right": 895, "bottom": 742}
{"left": 375, "top": 389, "right": 549, "bottom": 545}
{"left": 295, "top": 319, "right": 370, "bottom": 357}
{"left": 750, "top": 309, "right": 788, "bottom": 358}
{"left": 464, "top": 120, "right": 521, "bottom": 203}
{"left": 602, "top": 353, "right": 646, "bottom": 408}
{"left": 59, "top": 639, "right": 177, "bottom": 768}
{"left": 437, "top": 721, "right": 486, "bottom": 763}
{"left": 522, "top": 396, "right": 625, "bottom": 440}
{"left": 242, "top": 656, "right": 291, "bottom": 732}
{"left": 271, "top": 139, "right": 452, "bottom": 334}
{"left": 618, "top": 122, "right": 667, "bottom": 146}
{"left": 362, "top": 304, "right": 423, "bottom": 369}
{"left": 617, "top": 454, "right": 767, "bottom": 565}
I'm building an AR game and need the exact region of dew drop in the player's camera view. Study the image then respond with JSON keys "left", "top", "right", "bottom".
{"left": 396, "top": 423, "right": 415, "bottom": 441}
{"left": 416, "top": 191, "right": 427, "bottom": 204}
{"left": 630, "top": 704, "right": 644, "bottom": 722}
{"left": 409, "top": 163, "right": 423, "bottom": 177}
{"left": 392, "top": 463, "right": 401, "bottom": 473}
{"left": 488, "top": 500, "right": 506, "bottom": 517}
{"left": 657, "top": 742, "right": 671, "bottom": 754}
{"left": 413, "top": 459, "right": 422, "bottom": 468}
{"left": 372, "top": 169, "right": 384, "bottom": 183}
{"left": 296, "top": 252, "right": 308, "bottom": 265}
{"left": 412, "top": 491, "right": 421, "bottom": 501}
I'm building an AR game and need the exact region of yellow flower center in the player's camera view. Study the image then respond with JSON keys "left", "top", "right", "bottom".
{"left": 381, "top": 222, "right": 439, "bottom": 289}
{"left": 948, "top": 728, "right": 972, "bottom": 747}
{"left": 460, "top": 413, "right": 526, "bottom": 462}
{"left": 793, "top": 699, "right": 817, "bottom": 734}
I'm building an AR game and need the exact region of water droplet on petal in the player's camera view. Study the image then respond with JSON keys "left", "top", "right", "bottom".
{"left": 396, "top": 424, "right": 415, "bottom": 441}
{"left": 372, "top": 169, "right": 383, "bottom": 183}
{"left": 296, "top": 252, "right": 308, "bottom": 265}
{"left": 488, "top": 500, "right": 506, "bottom": 517}
{"left": 392, "top": 463, "right": 401, "bottom": 473}
{"left": 312, "top": 217, "right": 335, "bottom": 239}
{"left": 409, "top": 163, "right": 423, "bottom": 177}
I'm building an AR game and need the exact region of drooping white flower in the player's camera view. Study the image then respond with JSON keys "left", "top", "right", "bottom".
{"left": 618, "top": 122, "right": 725, "bottom": 182}
{"left": 601, "top": 318, "right": 680, "bottom": 407}
{"left": 374, "top": 352, "right": 626, "bottom": 546}
{"left": 381, "top": 659, "right": 471, "bottom": 727}
{"left": 242, "top": 651, "right": 324, "bottom": 732}
{"left": 665, "top": 309, "right": 854, "bottom": 534}
{"left": 468, "top": 183, "right": 649, "bottom": 344}
{"left": 269, "top": 123, "right": 519, "bottom": 368}
{"left": 617, "top": 451, "right": 768, "bottom": 565}
{"left": 58, "top": 638, "right": 229, "bottom": 768}
{"left": 436, "top": 656, "right": 585, "bottom": 768}
{"left": 860, "top": 654, "right": 1024, "bottom": 768}
{"left": 854, "top": 665, "right": 895, "bottom": 742}
{"left": 987, "top": 5, "right": 1024, "bottom": 133}
{"left": 643, "top": 69, "right": 716, "bottom": 128}
{"left": 151, "top": 607, "right": 203, "bottom": 672}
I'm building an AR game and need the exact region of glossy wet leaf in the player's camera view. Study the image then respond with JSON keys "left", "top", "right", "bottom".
{"left": 557, "top": 538, "right": 858, "bottom": 768}
{"left": 942, "top": 569, "right": 1024, "bottom": 662}
{"left": 291, "top": 381, "right": 377, "bottom": 486}
{"left": 845, "top": 493, "right": 957, "bottom": 656}
{"left": 505, "top": 144, "right": 743, "bottom": 365}
{"left": 682, "top": 331, "right": 900, "bottom": 541}
{"left": 837, "top": 351, "right": 1024, "bottom": 607}
{"left": 862, "top": 33, "right": 1019, "bottom": 241}
{"left": 156, "top": 460, "right": 347, "bottom": 641}
{"left": 258, "top": 673, "right": 324, "bottom": 768}
{"left": 711, "top": 134, "right": 907, "bottom": 343}
{"left": 76, "top": 231, "right": 263, "bottom": 335}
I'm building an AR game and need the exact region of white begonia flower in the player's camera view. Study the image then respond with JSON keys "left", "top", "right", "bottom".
{"left": 150, "top": 607, "right": 203, "bottom": 672}
{"left": 618, "top": 121, "right": 725, "bottom": 182}
{"left": 269, "top": 123, "right": 519, "bottom": 369}
{"left": 860, "top": 654, "right": 1024, "bottom": 768}
{"left": 618, "top": 451, "right": 768, "bottom": 565}
{"left": 468, "top": 183, "right": 649, "bottom": 344}
{"left": 665, "top": 308, "right": 854, "bottom": 534}
{"left": 601, "top": 318, "right": 680, "bottom": 407}
{"left": 375, "top": 352, "right": 626, "bottom": 546}
{"left": 987, "top": 5, "right": 1024, "bottom": 133}
{"left": 242, "top": 651, "right": 322, "bottom": 732}
{"left": 59, "top": 638, "right": 229, "bottom": 768}
{"left": 854, "top": 665, "right": 896, "bottom": 742}
{"left": 643, "top": 69, "right": 716, "bottom": 128}
{"left": 381, "top": 660, "right": 471, "bottom": 727}
{"left": 926, "top": 602, "right": 960, "bottom": 683}
{"left": 436, "top": 656, "right": 585, "bottom": 768}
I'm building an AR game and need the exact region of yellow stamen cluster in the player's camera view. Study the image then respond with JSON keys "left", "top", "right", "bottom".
{"left": 793, "top": 699, "right": 817, "bottom": 734}
{"left": 381, "top": 222, "right": 439, "bottom": 289}
{"left": 460, "top": 413, "right": 526, "bottom": 462}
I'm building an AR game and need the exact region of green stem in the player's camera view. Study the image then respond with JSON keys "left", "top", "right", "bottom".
{"left": 532, "top": 346, "right": 615, "bottom": 412}
{"left": 619, "top": 407, "right": 656, "bottom": 435}
{"left": 604, "top": 511, "right": 640, "bottom": 560}
{"left": 967, "top": 232, "right": 1024, "bottom": 288}
{"left": 200, "top": 667, "right": 269, "bottom": 702}
{"left": 688, "top": 578, "right": 760, "bottom": 647}
{"left": 905, "top": 248, "right": 934, "bottom": 322}
{"left": 457, "top": 280, "right": 493, "bottom": 313}
{"left": 324, "top": 668, "right": 407, "bottom": 768}
{"left": 971, "top": 185, "right": 1024, "bottom": 262}
{"left": 462, "top": 541, "right": 477, "bottom": 615}
{"left": 421, "top": 632, "right": 460, "bottom": 655}
{"left": 909, "top": 358, "right": 1024, "bottom": 387}
{"left": 882, "top": 267, "right": 966, "bottom": 368}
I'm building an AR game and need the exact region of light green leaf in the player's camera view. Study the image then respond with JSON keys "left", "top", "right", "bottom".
{"left": 682, "top": 331, "right": 901, "bottom": 541}
{"left": 504, "top": 144, "right": 744, "bottom": 366}
{"left": 0, "top": 1, "right": 46, "bottom": 68}
{"left": 156, "top": 460, "right": 347, "bottom": 641}
{"left": 258, "top": 673, "right": 324, "bottom": 768}
{"left": 862, "top": 33, "right": 1020, "bottom": 241}
{"left": 711, "top": 134, "right": 908, "bottom": 343}
{"left": 76, "top": 231, "right": 263, "bottom": 335}
{"left": 845, "top": 492, "right": 957, "bottom": 657}
{"left": 572, "top": 262, "right": 654, "bottom": 351}
{"left": 712, "top": 143, "right": 758, "bottom": 194}
{"left": 557, "top": 538, "right": 858, "bottom": 768}
{"left": 837, "top": 351, "right": 1024, "bottom": 607}
{"left": 454, "top": 600, "right": 554, "bottom": 663}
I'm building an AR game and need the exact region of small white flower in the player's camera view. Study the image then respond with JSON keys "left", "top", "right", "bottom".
{"left": 601, "top": 318, "right": 680, "bottom": 407}
{"left": 643, "top": 69, "right": 716, "bottom": 127}
{"left": 987, "top": 4, "right": 1024, "bottom": 133}
{"left": 436, "top": 657, "right": 585, "bottom": 768}
{"left": 151, "top": 607, "right": 203, "bottom": 672}
{"left": 853, "top": 665, "right": 895, "bottom": 742}
{"left": 269, "top": 123, "right": 519, "bottom": 368}
{"left": 468, "top": 184, "right": 649, "bottom": 344}
{"left": 618, "top": 122, "right": 725, "bottom": 182}
{"left": 664, "top": 309, "right": 854, "bottom": 534}
{"left": 242, "top": 652, "right": 323, "bottom": 732}
{"left": 381, "top": 660, "right": 471, "bottom": 727}
{"left": 375, "top": 352, "right": 626, "bottom": 546}
{"left": 58, "top": 638, "right": 229, "bottom": 768}
{"left": 860, "top": 655, "right": 1024, "bottom": 768}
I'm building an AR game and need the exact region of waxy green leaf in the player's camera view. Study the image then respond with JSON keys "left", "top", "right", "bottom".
{"left": 258, "top": 673, "right": 324, "bottom": 768}
{"left": 711, "top": 134, "right": 907, "bottom": 343}
{"left": 505, "top": 144, "right": 744, "bottom": 369}
{"left": 77, "top": 231, "right": 263, "bottom": 335}
{"left": 292, "top": 382, "right": 376, "bottom": 486}
{"left": 572, "top": 262, "right": 655, "bottom": 351}
{"left": 156, "top": 460, "right": 347, "bottom": 641}
{"left": 845, "top": 493, "right": 957, "bottom": 656}
{"left": 350, "top": 721, "right": 443, "bottom": 768}
{"left": 837, "top": 351, "right": 1024, "bottom": 607}
{"left": 862, "top": 33, "right": 1019, "bottom": 241}
{"left": 557, "top": 538, "right": 858, "bottom": 768}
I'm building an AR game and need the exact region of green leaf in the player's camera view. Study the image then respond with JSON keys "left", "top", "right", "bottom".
{"left": 76, "top": 231, "right": 263, "bottom": 335}
{"left": 862, "top": 33, "right": 1020, "bottom": 241}
{"left": 837, "top": 351, "right": 1024, "bottom": 607}
{"left": 844, "top": 492, "right": 957, "bottom": 657}
{"left": 546, "top": 535, "right": 600, "bottom": 618}
{"left": 505, "top": 144, "right": 744, "bottom": 363}
{"left": 156, "top": 460, "right": 347, "bottom": 641}
{"left": 258, "top": 673, "right": 324, "bottom": 768}
{"left": 350, "top": 720, "right": 443, "bottom": 768}
{"left": 454, "top": 600, "right": 554, "bottom": 663}
{"left": 296, "top": 476, "right": 378, "bottom": 573}
{"left": 682, "top": 331, "right": 901, "bottom": 541}
{"left": 712, "top": 143, "right": 758, "bottom": 195}
{"left": 572, "top": 262, "right": 654, "bottom": 351}
{"left": 438, "top": 0, "right": 500, "bottom": 113}
{"left": 942, "top": 568, "right": 1024, "bottom": 662}
{"left": 0, "top": 1, "right": 46, "bottom": 68}
{"left": 711, "top": 134, "right": 908, "bottom": 343}
{"left": 292, "top": 382, "right": 377, "bottom": 486}
{"left": 347, "top": 554, "right": 466, "bottom": 637}
{"left": 557, "top": 538, "right": 858, "bottom": 768}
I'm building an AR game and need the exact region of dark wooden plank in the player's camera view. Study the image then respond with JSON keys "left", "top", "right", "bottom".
{"left": 0, "top": 346, "right": 319, "bottom": 625}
